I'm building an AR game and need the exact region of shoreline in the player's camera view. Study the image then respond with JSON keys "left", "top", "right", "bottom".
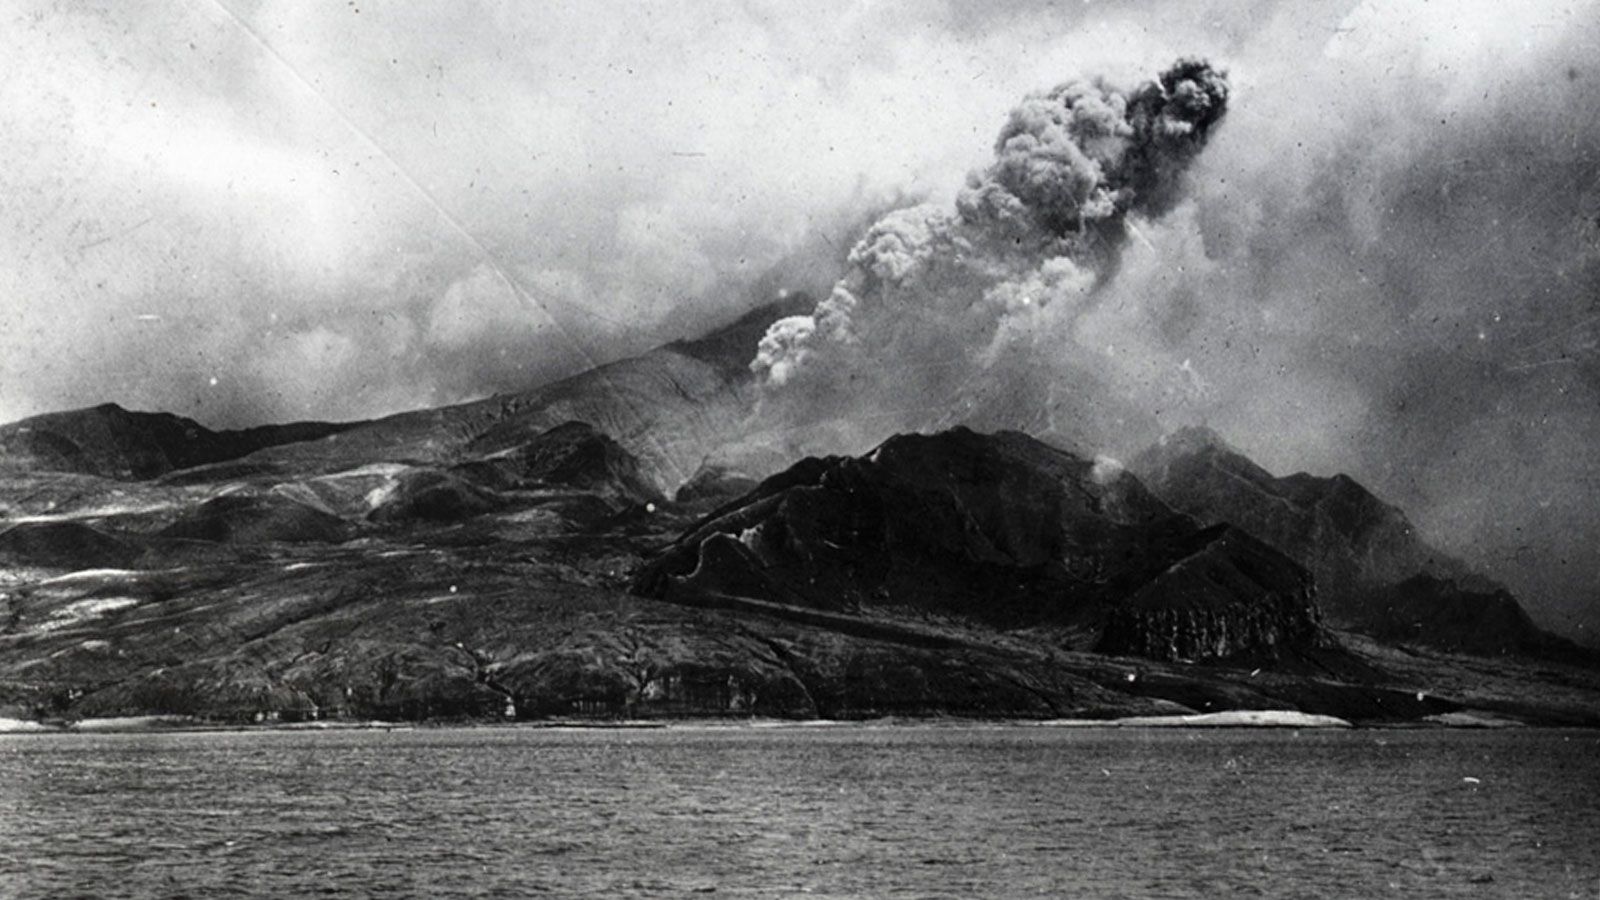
{"left": 0, "top": 709, "right": 1550, "bottom": 736}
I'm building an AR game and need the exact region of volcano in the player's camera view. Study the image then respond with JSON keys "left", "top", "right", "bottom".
{"left": 0, "top": 305, "right": 1596, "bottom": 727}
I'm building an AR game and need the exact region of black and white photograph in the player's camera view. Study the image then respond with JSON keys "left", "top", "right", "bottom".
{"left": 1, "top": 1, "right": 1598, "bottom": 896}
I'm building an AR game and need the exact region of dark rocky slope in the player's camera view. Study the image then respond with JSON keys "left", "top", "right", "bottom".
{"left": 636, "top": 428, "right": 1327, "bottom": 667}
{"left": 0, "top": 403, "right": 349, "bottom": 480}
{"left": 1132, "top": 426, "right": 1572, "bottom": 657}
{"left": 1364, "top": 574, "right": 1573, "bottom": 658}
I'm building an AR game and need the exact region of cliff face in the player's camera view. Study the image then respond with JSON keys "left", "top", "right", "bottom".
{"left": 1099, "top": 526, "right": 1324, "bottom": 663}
{"left": 1131, "top": 426, "right": 1561, "bottom": 656}
{"left": 636, "top": 428, "right": 1325, "bottom": 665}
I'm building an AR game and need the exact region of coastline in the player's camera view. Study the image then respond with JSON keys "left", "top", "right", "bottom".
{"left": 0, "top": 709, "right": 1546, "bottom": 737}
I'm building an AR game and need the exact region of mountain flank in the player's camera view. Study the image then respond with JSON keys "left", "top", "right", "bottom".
{"left": 1132, "top": 426, "right": 1579, "bottom": 658}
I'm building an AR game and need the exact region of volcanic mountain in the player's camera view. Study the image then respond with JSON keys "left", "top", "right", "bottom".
{"left": 0, "top": 304, "right": 1597, "bottom": 727}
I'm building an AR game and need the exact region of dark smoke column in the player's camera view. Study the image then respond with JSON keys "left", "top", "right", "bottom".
{"left": 965, "top": 58, "right": 1230, "bottom": 253}
{"left": 751, "top": 59, "right": 1230, "bottom": 452}
{"left": 1121, "top": 59, "right": 1232, "bottom": 218}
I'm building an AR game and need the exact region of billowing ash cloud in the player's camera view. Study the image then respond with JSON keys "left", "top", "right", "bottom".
{"left": 981, "top": 58, "right": 1229, "bottom": 241}
{"left": 750, "top": 59, "right": 1229, "bottom": 454}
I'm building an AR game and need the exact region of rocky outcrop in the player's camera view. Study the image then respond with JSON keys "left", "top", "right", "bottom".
{"left": 636, "top": 428, "right": 1325, "bottom": 665}
{"left": 0, "top": 521, "right": 240, "bottom": 570}
{"left": 1098, "top": 526, "right": 1325, "bottom": 662}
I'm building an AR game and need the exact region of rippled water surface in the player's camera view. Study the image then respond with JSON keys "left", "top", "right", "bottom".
{"left": 2, "top": 725, "right": 1597, "bottom": 898}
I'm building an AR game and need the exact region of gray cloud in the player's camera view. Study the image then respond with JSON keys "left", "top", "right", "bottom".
{"left": 2, "top": 0, "right": 1041, "bottom": 424}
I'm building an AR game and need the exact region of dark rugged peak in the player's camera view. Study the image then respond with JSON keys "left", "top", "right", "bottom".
{"left": 1129, "top": 428, "right": 1570, "bottom": 659}
{"left": 0, "top": 404, "right": 348, "bottom": 481}
{"left": 636, "top": 427, "right": 1326, "bottom": 666}
{"left": 1136, "top": 427, "right": 1419, "bottom": 541}
{"left": 0, "top": 404, "right": 202, "bottom": 479}
{"left": 1357, "top": 574, "right": 1589, "bottom": 659}
{"left": 1132, "top": 426, "right": 1421, "bottom": 563}
{"left": 858, "top": 427, "right": 1174, "bottom": 530}
{"left": 1133, "top": 425, "right": 1276, "bottom": 491}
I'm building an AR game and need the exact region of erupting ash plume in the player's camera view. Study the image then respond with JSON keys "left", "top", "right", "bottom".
{"left": 751, "top": 59, "right": 1229, "bottom": 454}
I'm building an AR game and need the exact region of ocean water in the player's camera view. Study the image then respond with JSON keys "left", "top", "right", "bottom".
{"left": 1, "top": 725, "right": 1596, "bottom": 898}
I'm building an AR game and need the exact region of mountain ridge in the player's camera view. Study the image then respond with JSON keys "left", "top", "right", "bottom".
{"left": 1131, "top": 425, "right": 1575, "bottom": 658}
{"left": 0, "top": 403, "right": 352, "bottom": 481}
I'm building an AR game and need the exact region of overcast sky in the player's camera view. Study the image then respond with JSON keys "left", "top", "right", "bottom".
{"left": 2, "top": 0, "right": 1597, "bottom": 636}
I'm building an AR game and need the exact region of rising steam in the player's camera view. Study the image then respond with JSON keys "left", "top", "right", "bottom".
{"left": 750, "top": 59, "right": 1229, "bottom": 454}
